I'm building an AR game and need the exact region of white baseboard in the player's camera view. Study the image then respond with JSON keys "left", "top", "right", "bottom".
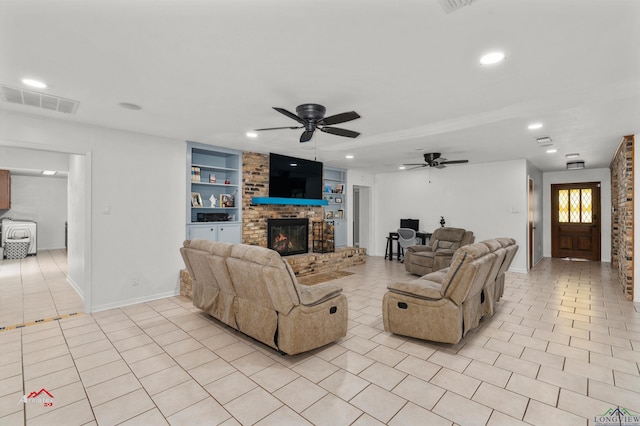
{"left": 91, "top": 290, "right": 180, "bottom": 313}
{"left": 67, "top": 276, "right": 84, "bottom": 299}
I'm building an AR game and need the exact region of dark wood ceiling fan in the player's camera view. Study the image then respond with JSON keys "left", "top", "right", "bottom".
{"left": 404, "top": 152, "right": 469, "bottom": 169}
{"left": 254, "top": 103, "right": 360, "bottom": 143}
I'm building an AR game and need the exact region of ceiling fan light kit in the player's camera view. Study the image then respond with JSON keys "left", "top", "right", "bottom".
{"left": 254, "top": 103, "right": 360, "bottom": 143}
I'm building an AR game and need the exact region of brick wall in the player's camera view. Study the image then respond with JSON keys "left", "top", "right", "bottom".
{"left": 241, "top": 152, "right": 324, "bottom": 246}
{"left": 610, "top": 135, "right": 634, "bottom": 299}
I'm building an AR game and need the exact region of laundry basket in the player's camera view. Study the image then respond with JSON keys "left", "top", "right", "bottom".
{"left": 4, "top": 238, "right": 30, "bottom": 259}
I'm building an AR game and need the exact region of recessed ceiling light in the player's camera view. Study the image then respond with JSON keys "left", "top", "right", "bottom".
{"left": 546, "top": 148, "right": 558, "bottom": 154}
{"left": 42, "top": 170, "right": 56, "bottom": 175}
{"left": 398, "top": 166, "right": 406, "bottom": 170}
{"left": 246, "top": 132, "right": 258, "bottom": 138}
{"left": 345, "top": 155, "right": 354, "bottom": 159}
{"left": 118, "top": 102, "right": 142, "bottom": 110}
{"left": 22, "top": 78, "right": 47, "bottom": 89}
{"left": 479, "top": 51, "right": 505, "bottom": 65}
{"left": 528, "top": 123, "right": 543, "bottom": 130}
{"left": 565, "top": 153, "right": 580, "bottom": 159}
{"left": 289, "top": 163, "right": 297, "bottom": 167}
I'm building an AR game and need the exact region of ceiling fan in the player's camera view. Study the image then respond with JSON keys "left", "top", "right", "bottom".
{"left": 404, "top": 152, "right": 469, "bottom": 169}
{"left": 254, "top": 103, "right": 360, "bottom": 143}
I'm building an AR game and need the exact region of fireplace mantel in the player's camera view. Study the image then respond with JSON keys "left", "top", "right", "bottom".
{"left": 251, "top": 197, "right": 328, "bottom": 206}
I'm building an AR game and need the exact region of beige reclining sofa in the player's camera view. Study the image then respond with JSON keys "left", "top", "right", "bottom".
{"left": 383, "top": 238, "right": 518, "bottom": 344}
{"left": 404, "top": 227, "right": 474, "bottom": 276}
{"left": 180, "top": 239, "right": 348, "bottom": 355}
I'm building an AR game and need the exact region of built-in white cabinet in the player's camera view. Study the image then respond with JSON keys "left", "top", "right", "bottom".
{"left": 187, "top": 223, "right": 241, "bottom": 243}
{"left": 186, "top": 142, "right": 242, "bottom": 243}
{"left": 323, "top": 167, "right": 347, "bottom": 247}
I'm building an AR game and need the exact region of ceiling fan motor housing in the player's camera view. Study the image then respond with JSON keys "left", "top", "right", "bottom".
{"left": 424, "top": 152, "right": 442, "bottom": 164}
{"left": 296, "top": 104, "right": 326, "bottom": 120}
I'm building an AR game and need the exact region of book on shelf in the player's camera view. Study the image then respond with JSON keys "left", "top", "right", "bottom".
{"left": 191, "top": 166, "right": 201, "bottom": 182}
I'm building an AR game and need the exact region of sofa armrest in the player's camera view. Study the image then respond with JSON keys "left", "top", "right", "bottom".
{"left": 297, "top": 283, "right": 343, "bottom": 306}
{"left": 387, "top": 279, "right": 443, "bottom": 300}
{"left": 407, "top": 245, "right": 434, "bottom": 254}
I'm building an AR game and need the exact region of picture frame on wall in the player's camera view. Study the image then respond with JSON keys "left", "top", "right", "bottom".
{"left": 191, "top": 192, "right": 203, "bottom": 207}
{"left": 334, "top": 197, "right": 343, "bottom": 204}
{"left": 326, "top": 211, "right": 334, "bottom": 219}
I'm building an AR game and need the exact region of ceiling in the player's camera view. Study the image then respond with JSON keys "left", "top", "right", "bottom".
{"left": 1, "top": 0, "right": 639, "bottom": 173}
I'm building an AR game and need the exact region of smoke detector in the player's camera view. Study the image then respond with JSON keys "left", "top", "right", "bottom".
{"left": 437, "top": 0, "right": 477, "bottom": 14}
{"left": 1, "top": 85, "right": 79, "bottom": 114}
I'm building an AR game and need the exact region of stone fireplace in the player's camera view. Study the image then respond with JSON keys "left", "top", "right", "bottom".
{"left": 268, "top": 218, "right": 309, "bottom": 256}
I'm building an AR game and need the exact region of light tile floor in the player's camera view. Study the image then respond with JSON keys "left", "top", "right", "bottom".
{"left": 1, "top": 251, "right": 639, "bottom": 425}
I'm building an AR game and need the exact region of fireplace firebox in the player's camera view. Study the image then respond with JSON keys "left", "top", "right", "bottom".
{"left": 267, "top": 218, "right": 309, "bottom": 256}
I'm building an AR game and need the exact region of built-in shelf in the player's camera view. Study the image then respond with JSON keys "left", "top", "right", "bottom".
{"left": 251, "top": 197, "right": 328, "bottom": 206}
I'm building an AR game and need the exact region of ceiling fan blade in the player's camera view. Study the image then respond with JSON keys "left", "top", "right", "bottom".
{"left": 440, "top": 160, "right": 469, "bottom": 165}
{"left": 403, "top": 163, "right": 427, "bottom": 166}
{"left": 319, "top": 127, "right": 360, "bottom": 138}
{"left": 320, "top": 111, "right": 360, "bottom": 126}
{"left": 254, "top": 126, "right": 303, "bottom": 131}
{"left": 273, "top": 107, "right": 305, "bottom": 124}
{"left": 300, "top": 130, "right": 314, "bottom": 143}
{"left": 435, "top": 164, "right": 446, "bottom": 169}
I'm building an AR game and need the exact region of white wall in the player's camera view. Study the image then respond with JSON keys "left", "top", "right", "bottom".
{"left": 373, "top": 160, "right": 528, "bottom": 272}
{"left": 0, "top": 174, "right": 68, "bottom": 250}
{"left": 542, "top": 168, "right": 611, "bottom": 261}
{"left": 68, "top": 154, "right": 87, "bottom": 299}
{"left": 0, "top": 110, "right": 186, "bottom": 312}
{"left": 0, "top": 146, "right": 70, "bottom": 172}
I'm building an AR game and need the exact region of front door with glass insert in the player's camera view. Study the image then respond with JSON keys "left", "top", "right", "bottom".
{"left": 551, "top": 182, "right": 601, "bottom": 261}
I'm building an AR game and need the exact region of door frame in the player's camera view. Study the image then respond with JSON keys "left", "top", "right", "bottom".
{"left": 528, "top": 178, "right": 534, "bottom": 270}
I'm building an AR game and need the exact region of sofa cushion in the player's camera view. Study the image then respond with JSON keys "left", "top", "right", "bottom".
{"left": 387, "top": 279, "right": 443, "bottom": 300}
{"left": 227, "top": 244, "right": 299, "bottom": 314}
{"left": 298, "top": 283, "right": 343, "bottom": 306}
{"left": 431, "top": 227, "right": 465, "bottom": 247}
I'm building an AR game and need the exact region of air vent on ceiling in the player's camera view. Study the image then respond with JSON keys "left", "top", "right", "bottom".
{"left": 536, "top": 136, "right": 553, "bottom": 147}
{"left": 1, "top": 85, "right": 79, "bottom": 114}
{"left": 567, "top": 161, "right": 585, "bottom": 170}
{"left": 437, "top": 0, "right": 477, "bottom": 14}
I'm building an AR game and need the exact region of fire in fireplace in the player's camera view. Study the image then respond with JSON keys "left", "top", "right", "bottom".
{"left": 267, "top": 218, "right": 309, "bottom": 256}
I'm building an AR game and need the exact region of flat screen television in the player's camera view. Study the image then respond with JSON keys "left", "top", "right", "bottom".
{"left": 269, "top": 153, "right": 323, "bottom": 200}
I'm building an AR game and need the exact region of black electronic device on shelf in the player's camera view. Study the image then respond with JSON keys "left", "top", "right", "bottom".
{"left": 197, "top": 212, "right": 230, "bottom": 222}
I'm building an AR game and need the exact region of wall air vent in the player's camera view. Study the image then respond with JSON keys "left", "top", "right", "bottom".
{"left": 536, "top": 136, "right": 553, "bottom": 147}
{"left": 1, "top": 85, "right": 79, "bottom": 114}
{"left": 437, "top": 0, "right": 477, "bottom": 14}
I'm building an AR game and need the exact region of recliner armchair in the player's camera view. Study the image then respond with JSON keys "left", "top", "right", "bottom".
{"left": 404, "top": 227, "right": 474, "bottom": 276}
{"left": 383, "top": 242, "right": 495, "bottom": 344}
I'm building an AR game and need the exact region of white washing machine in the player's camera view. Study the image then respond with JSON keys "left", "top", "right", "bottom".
{"left": 1, "top": 219, "right": 37, "bottom": 255}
